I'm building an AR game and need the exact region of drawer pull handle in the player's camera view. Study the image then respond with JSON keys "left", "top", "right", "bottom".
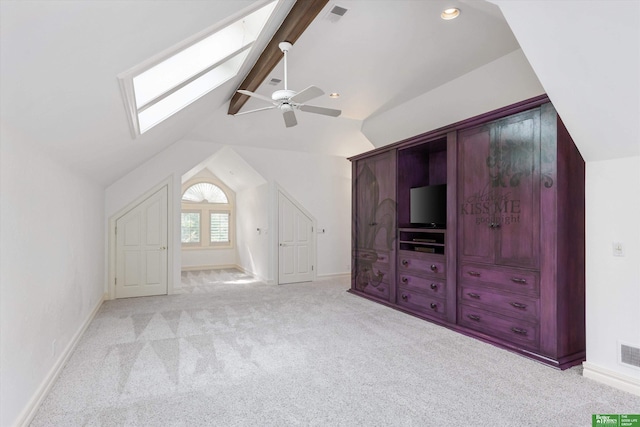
{"left": 430, "top": 302, "right": 438, "bottom": 310}
{"left": 369, "top": 222, "right": 378, "bottom": 226}
{"left": 401, "top": 293, "right": 408, "bottom": 301}
{"left": 467, "top": 292, "right": 481, "bottom": 299}
{"left": 511, "top": 277, "right": 527, "bottom": 284}
{"left": 377, "top": 256, "right": 385, "bottom": 261}
{"left": 430, "top": 264, "right": 438, "bottom": 272}
{"left": 401, "top": 259, "right": 409, "bottom": 267}
{"left": 467, "top": 314, "right": 481, "bottom": 321}
{"left": 468, "top": 271, "right": 481, "bottom": 277}
{"left": 401, "top": 276, "right": 408, "bottom": 284}
{"left": 511, "top": 327, "right": 528, "bottom": 336}
{"left": 430, "top": 283, "right": 438, "bottom": 290}
{"left": 510, "top": 302, "right": 527, "bottom": 309}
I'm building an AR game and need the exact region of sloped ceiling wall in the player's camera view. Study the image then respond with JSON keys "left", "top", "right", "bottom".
{"left": 361, "top": 49, "right": 545, "bottom": 147}
{"left": 0, "top": 0, "right": 293, "bottom": 185}
{"left": 487, "top": 0, "right": 640, "bottom": 161}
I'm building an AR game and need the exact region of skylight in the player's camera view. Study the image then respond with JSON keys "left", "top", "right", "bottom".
{"left": 119, "top": 1, "right": 278, "bottom": 136}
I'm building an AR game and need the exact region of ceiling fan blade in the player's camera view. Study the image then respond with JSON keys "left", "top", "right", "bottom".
{"left": 283, "top": 109, "right": 297, "bottom": 128}
{"left": 237, "top": 89, "right": 275, "bottom": 105}
{"left": 299, "top": 104, "right": 341, "bottom": 117}
{"left": 289, "top": 85, "right": 324, "bottom": 104}
{"left": 234, "top": 106, "right": 277, "bottom": 116}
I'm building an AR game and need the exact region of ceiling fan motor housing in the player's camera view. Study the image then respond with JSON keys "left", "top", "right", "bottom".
{"left": 272, "top": 89, "right": 296, "bottom": 102}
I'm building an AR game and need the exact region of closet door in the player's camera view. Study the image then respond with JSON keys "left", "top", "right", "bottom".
{"left": 352, "top": 150, "right": 397, "bottom": 301}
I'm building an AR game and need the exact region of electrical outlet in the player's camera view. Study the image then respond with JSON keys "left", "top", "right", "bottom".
{"left": 613, "top": 242, "right": 625, "bottom": 257}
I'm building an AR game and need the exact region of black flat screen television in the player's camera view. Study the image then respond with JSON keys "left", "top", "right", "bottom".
{"left": 410, "top": 184, "right": 447, "bottom": 228}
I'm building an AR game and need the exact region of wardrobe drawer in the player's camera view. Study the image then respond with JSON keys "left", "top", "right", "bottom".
{"left": 354, "top": 262, "right": 390, "bottom": 300}
{"left": 460, "top": 263, "right": 539, "bottom": 296}
{"left": 397, "top": 288, "right": 446, "bottom": 320}
{"left": 397, "top": 273, "right": 446, "bottom": 297}
{"left": 361, "top": 281, "right": 390, "bottom": 300}
{"left": 460, "top": 285, "right": 539, "bottom": 322}
{"left": 398, "top": 251, "right": 446, "bottom": 279}
{"left": 357, "top": 250, "right": 391, "bottom": 266}
{"left": 459, "top": 304, "right": 539, "bottom": 350}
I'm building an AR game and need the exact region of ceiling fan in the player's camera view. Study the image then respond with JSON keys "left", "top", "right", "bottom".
{"left": 234, "top": 41, "right": 341, "bottom": 128}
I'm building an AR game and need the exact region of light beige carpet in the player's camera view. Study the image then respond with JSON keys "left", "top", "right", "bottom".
{"left": 31, "top": 269, "right": 639, "bottom": 426}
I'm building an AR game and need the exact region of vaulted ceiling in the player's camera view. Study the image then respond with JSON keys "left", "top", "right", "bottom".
{"left": 1, "top": 1, "right": 638, "bottom": 187}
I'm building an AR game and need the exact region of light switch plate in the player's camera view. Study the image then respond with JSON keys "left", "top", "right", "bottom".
{"left": 613, "top": 242, "right": 625, "bottom": 257}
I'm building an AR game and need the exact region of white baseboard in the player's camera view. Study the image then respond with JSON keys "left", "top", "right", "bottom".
{"left": 582, "top": 361, "right": 640, "bottom": 396}
{"left": 181, "top": 264, "right": 238, "bottom": 272}
{"left": 317, "top": 272, "right": 350, "bottom": 280}
{"left": 238, "top": 266, "right": 272, "bottom": 284}
{"left": 17, "top": 295, "right": 105, "bottom": 427}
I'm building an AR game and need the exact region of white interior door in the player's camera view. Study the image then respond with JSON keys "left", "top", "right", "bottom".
{"left": 116, "top": 186, "right": 168, "bottom": 298}
{"left": 278, "top": 191, "right": 313, "bottom": 284}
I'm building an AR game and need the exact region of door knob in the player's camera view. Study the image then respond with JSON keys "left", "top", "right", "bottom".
{"left": 160, "top": 246, "right": 166, "bottom": 250}
{"left": 279, "top": 243, "right": 288, "bottom": 247}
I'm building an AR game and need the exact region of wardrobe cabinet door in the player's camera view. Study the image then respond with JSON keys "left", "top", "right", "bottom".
{"left": 458, "top": 109, "right": 541, "bottom": 269}
{"left": 353, "top": 151, "right": 396, "bottom": 298}
{"left": 458, "top": 124, "right": 495, "bottom": 265}
{"left": 492, "top": 110, "right": 540, "bottom": 269}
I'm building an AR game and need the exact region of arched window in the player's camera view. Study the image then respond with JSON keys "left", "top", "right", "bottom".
{"left": 182, "top": 182, "right": 228, "bottom": 203}
{"left": 181, "top": 179, "right": 234, "bottom": 248}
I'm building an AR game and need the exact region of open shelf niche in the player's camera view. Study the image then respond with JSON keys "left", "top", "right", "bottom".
{"left": 397, "top": 136, "right": 448, "bottom": 230}
{"left": 398, "top": 228, "right": 445, "bottom": 254}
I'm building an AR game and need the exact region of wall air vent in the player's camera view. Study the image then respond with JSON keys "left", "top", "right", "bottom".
{"left": 620, "top": 343, "right": 640, "bottom": 368}
{"left": 325, "top": 5, "right": 348, "bottom": 23}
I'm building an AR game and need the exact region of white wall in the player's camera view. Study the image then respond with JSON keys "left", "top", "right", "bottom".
{"left": 0, "top": 124, "right": 105, "bottom": 427}
{"left": 236, "top": 183, "right": 271, "bottom": 280}
{"left": 106, "top": 139, "right": 357, "bottom": 288}
{"left": 181, "top": 249, "right": 237, "bottom": 270}
{"left": 361, "top": 49, "right": 544, "bottom": 147}
{"left": 105, "top": 139, "right": 224, "bottom": 293}
{"left": 584, "top": 157, "right": 640, "bottom": 391}
{"left": 234, "top": 146, "right": 355, "bottom": 279}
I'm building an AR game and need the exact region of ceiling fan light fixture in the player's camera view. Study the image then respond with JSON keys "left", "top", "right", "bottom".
{"left": 441, "top": 8, "right": 460, "bottom": 20}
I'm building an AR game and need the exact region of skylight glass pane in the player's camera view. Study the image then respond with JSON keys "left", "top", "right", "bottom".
{"left": 183, "top": 183, "right": 228, "bottom": 203}
{"left": 138, "top": 49, "right": 249, "bottom": 133}
{"left": 133, "top": 1, "right": 277, "bottom": 108}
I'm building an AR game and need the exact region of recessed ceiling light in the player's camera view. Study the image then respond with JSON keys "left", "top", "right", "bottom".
{"left": 441, "top": 8, "right": 460, "bottom": 20}
{"left": 329, "top": 92, "right": 340, "bottom": 98}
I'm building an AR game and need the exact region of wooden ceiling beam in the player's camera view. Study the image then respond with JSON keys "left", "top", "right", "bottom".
{"left": 227, "top": 0, "right": 329, "bottom": 115}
